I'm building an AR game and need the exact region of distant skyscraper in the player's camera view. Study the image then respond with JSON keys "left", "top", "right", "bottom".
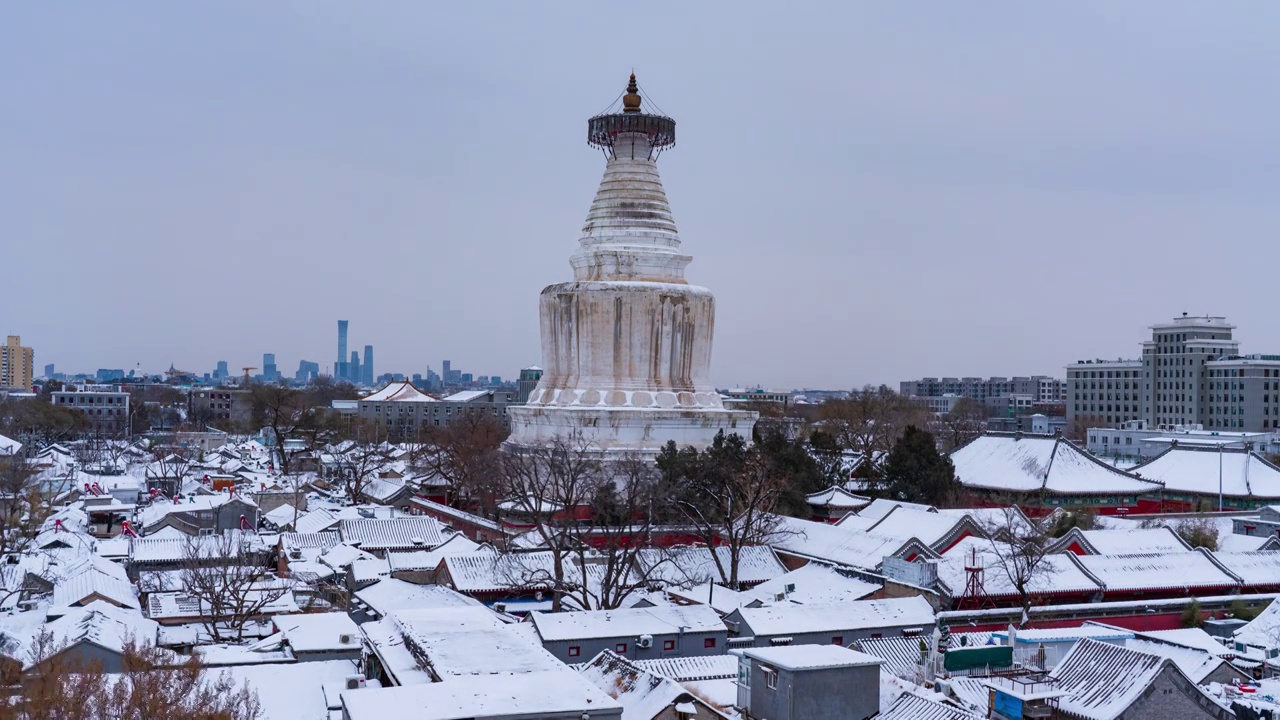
{"left": 442, "top": 360, "right": 451, "bottom": 384}
{"left": 336, "top": 320, "right": 349, "bottom": 380}
{"left": 214, "top": 360, "right": 229, "bottom": 381}
{"left": 350, "top": 351, "right": 361, "bottom": 386}
{"left": 363, "top": 345, "right": 374, "bottom": 386}
{"left": 263, "top": 353, "right": 278, "bottom": 382}
{"left": 43, "top": 363, "right": 54, "bottom": 379}
{"left": 296, "top": 360, "right": 319, "bottom": 382}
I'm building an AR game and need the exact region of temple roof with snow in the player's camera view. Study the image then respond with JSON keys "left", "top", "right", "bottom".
{"left": 951, "top": 433, "right": 1164, "bottom": 496}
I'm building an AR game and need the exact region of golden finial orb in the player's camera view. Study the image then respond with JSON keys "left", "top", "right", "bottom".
{"left": 622, "top": 73, "right": 642, "bottom": 113}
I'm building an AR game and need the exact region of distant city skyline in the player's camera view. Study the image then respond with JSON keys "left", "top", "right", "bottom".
{"left": 7, "top": 4, "right": 1280, "bottom": 388}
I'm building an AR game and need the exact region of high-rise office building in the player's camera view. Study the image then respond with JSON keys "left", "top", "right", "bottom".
{"left": 336, "top": 320, "right": 349, "bottom": 381}
{"left": 350, "top": 351, "right": 361, "bottom": 386}
{"left": 43, "top": 363, "right": 55, "bottom": 379}
{"left": 363, "top": 345, "right": 374, "bottom": 386}
{"left": 1, "top": 336, "right": 34, "bottom": 391}
{"left": 1067, "top": 314, "right": 1280, "bottom": 432}
{"left": 442, "top": 360, "right": 452, "bottom": 384}
{"left": 263, "top": 353, "right": 278, "bottom": 382}
{"left": 296, "top": 360, "right": 320, "bottom": 382}
{"left": 214, "top": 360, "right": 229, "bottom": 382}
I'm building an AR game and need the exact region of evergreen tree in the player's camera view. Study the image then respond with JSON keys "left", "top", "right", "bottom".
{"left": 880, "top": 425, "right": 960, "bottom": 506}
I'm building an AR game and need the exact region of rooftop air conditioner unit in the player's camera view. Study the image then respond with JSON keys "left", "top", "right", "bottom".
{"left": 345, "top": 676, "right": 366, "bottom": 691}
{"left": 494, "top": 602, "right": 508, "bottom": 614}
{"left": 774, "top": 593, "right": 787, "bottom": 602}
{"left": 784, "top": 583, "right": 796, "bottom": 594}
{"left": 637, "top": 635, "right": 653, "bottom": 649}
{"left": 339, "top": 633, "right": 354, "bottom": 645}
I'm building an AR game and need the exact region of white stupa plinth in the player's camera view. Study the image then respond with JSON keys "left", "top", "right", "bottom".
{"left": 505, "top": 75, "right": 756, "bottom": 457}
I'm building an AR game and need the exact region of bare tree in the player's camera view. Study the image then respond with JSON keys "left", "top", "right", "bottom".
{"left": 498, "top": 434, "right": 602, "bottom": 611}
{"left": 420, "top": 411, "right": 508, "bottom": 517}
{"left": 179, "top": 534, "right": 285, "bottom": 642}
{"left": 564, "top": 454, "right": 676, "bottom": 610}
{"left": 940, "top": 397, "right": 988, "bottom": 451}
{"left": 658, "top": 433, "right": 794, "bottom": 590}
{"left": 978, "top": 507, "right": 1054, "bottom": 614}
{"left": 146, "top": 447, "right": 192, "bottom": 497}
{"left": 16, "top": 633, "right": 262, "bottom": 720}
{"left": 332, "top": 442, "right": 395, "bottom": 504}
{"left": 1065, "top": 413, "right": 1106, "bottom": 444}
{"left": 816, "top": 386, "right": 934, "bottom": 469}
{"left": 0, "top": 456, "right": 43, "bottom": 557}
{"left": 1172, "top": 516, "right": 1219, "bottom": 550}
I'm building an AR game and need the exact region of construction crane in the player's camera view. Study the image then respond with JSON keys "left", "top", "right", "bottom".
{"left": 242, "top": 367, "right": 257, "bottom": 385}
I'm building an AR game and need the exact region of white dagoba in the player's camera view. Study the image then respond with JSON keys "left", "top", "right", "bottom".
{"left": 505, "top": 75, "right": 756, "bottom": 457}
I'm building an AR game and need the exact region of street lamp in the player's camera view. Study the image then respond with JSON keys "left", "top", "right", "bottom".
{"left": 1211, "top": 439, "right": 1250, "bottom": 512}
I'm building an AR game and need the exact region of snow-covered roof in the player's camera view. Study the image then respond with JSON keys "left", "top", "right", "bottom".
{"left": 340, "top": 670, "right": 622, "bottom": 720}
{"left": 805, "top": 486, "right": 871, "bottom": 510}
{"left": 631, "top": 654, "right": 738, "bottom": 682}
{"left": 0, "top": 433, "right": 21, "bottom": 456}
{"left": 52, "top": 560, "right": 139, "bottom": 611}
{"left": 1207, "top": 551, "right": 1280, "bottom": 587}
{"left": 1120, "top": 636, "right": 1236, "bottom": 684}
{"left": 579, "top": 651, "right": 728, "bottom": 720}
{"left": 262, "top": 503, "right": 300, "bottom": 529}
{"left": 937, "top": 506, "right": 1037, "bottom": 537}
{"left": 937, "top": 536, "right": 1101, "bottom": 600}
{"left": 876, "top": 691, "right": 982, "bottom": 720}
{"left": 742, "top": 644, "right": 884, "bottom": 671}
{"left": 731, "top": 597, "right": 935, "bottom": 637}
{"left": 214, "top": 659, "right": 361, "bottom": 720}
{"left": 1051, "top": 638, "right": 1218, "bottom": 720}
{"left": 1073, "top": 551, "right": 1237, "bottom": 592}
{"left": 294, "top": 508, "right": 340, "bottom": 534}
{"left": 441, "top": 390, "right": 490, "bottom": 403}
{"left": 1218, "top": 532, "right": 1280, "bottom": 553}
{"left": 361, "top": 381, "right": 438, "bottom": 403}
{"left": 389, "top": 607, "right": 561, "bottom": 678}
{"left": 531, "top": 604, "right": 724, "bottom": 643}
{"left": 663, "top": 582, "right": 749, "bottom": 614}
{"left": 1074, "top": 527, "right": 1191, "bottom": 555}
{"left": 350, "top": 557, "right": 391, "bottom": 584}
{"left": 353, "top": 579, "right": 482, "bottom": 618}
{"left": 137, "top": 492, "right": 256, "bottom": 528}
{"left": 635, "top": 545, "right": 785, "bottom": 587}
{"left": 1234, "top": 598, "right": 1280, "bottom": 649}
{"left": 130, "top": 530, "right": 266, "bottom": 564}
{"left": 768, "top": 514, "right": 926, "bottom": 571}
{"left": 1131, "top": 446, "right": 1280, "bottom": 499}
{"left": 951, "top": 434, "right": 1162, "bottom": 495}
{"left": 845, "top": 506, "right": 980, "bottom": 549}
{"left": 34, "top": 601, "right": 159, "bottom": 668}
{"left": 855, "top": 498, "right": 937, "bottom": 522}
{"left": 410, "top": 498, "right": 505, "bottom": 532}
{"left": 340, "top": 517, "right": 447, "bottom": 551}
{"left": 744, "top": 563, "right": 880, "bottom": 605}
{"left": 272, "top": 612, "right": 361, "bottom": 653}
{"left": 386, "top": 534, "right": 483, "bottom": 572}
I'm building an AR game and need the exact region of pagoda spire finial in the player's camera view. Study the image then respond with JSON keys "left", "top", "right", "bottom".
{"left": 622, "top": 73, "right": 642, "bottom": 113}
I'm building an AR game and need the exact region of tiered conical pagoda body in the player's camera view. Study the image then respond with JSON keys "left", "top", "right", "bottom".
{"left": 505, "top": 76, "right": 755, "bottom": 456}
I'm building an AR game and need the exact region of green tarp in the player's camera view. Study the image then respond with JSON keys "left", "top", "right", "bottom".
{"left": 943, "top": 645, "right": 1014, "bottom": 672}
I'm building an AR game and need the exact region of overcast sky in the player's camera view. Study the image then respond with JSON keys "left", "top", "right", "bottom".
{"left": 5, "top": 3, "right": 1280, "bottom": 389}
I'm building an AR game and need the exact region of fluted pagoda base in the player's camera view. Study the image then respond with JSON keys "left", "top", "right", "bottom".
{"left": 504, "top": 405, "right": 757, "bottom": 458}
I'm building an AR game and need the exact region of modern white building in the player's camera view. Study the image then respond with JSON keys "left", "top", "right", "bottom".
{"left": 1068, "top": 314, "right": 1280, "bottom": 433}
{"left": 1085, "top": 420, "right": 1277, "bottom": 460}
{"left": 505, "top": 75, "right": 755, "bottom": 457}
{"left": 50, "top": 384, "right": 130, "bottom": 433}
